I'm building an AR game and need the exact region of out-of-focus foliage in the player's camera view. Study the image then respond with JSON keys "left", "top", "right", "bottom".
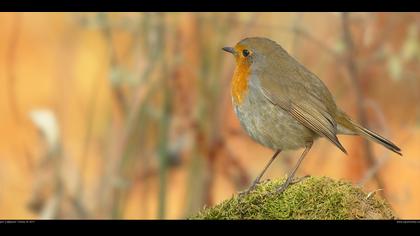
{"left": 0, "top": 12, "right": 419, "bottom": 219}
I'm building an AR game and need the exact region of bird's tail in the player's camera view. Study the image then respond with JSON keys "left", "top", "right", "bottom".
{"left": 337, "top": 112, "right": 402, "bottom": 156}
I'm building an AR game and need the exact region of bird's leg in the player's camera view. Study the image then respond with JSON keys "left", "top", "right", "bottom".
{"left": 239, "top": 150, "right": 281, "bottom": 197}
{"left": 276, "top": 142, "right": 313, "bottom": 195}
{"left": 290, "top": 174, "right": 311, "bottom": 184}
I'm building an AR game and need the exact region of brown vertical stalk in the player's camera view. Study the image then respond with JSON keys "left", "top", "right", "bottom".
{"left": 341, "top": 13, "right": 385, "bottom": 195}
{"left": 6, "top": 13, "right": 21, "bottom": 122}
{"left": 291, "top": 13, "right": 303, "bottom": 56}
{"left": 156, "top": 13, "right": 170, "bottom": 219}
{"left": 99, "top": 13, "right": 127, "bottom": 116}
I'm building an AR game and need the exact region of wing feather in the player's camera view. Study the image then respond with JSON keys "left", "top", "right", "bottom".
{"left": 259, "top": 70, "right": 347, "bottom": 154}
{"left": 290, "top": 103, "right": 347, "bottom": 154}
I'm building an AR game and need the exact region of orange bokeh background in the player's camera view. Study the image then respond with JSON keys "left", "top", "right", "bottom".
{"left": 0, "top": 12, "right": 419, "bottom": 219}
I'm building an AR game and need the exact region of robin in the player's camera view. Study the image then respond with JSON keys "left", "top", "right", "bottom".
{"left": 222, "top": 37, "right": 402, "bottom": 195}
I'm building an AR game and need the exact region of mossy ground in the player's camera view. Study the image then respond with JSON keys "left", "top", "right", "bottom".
{"left": 192, "top": 176, "right": 395, "bottom": 220}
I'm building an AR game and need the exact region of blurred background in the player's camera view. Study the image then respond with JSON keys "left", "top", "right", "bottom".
{"left": 0, "top": 12, "right": 419, "bottom": 219}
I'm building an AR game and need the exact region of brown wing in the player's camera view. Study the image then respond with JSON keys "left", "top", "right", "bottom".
{"left": 259, "top": 63, "right": 347, "bottom": 154}
{"left": 289, "top": 102, "right": 347, "bottom": 154}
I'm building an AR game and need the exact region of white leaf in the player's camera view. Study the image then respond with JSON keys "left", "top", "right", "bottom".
{"left": 29, "top": 109, "right": 60, "bottom": 150}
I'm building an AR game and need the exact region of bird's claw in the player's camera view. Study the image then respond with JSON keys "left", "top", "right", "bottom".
{"left": 273, "top": 175, "right": 311, "bottom": 196}
{"left": 238, "top": 183, "right": 259, "bottom": 197}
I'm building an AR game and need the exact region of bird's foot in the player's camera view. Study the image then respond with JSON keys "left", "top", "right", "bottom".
{"left": 238, "top": 179, "right": 270, "bottom": 197}
{"left": 238, "top": 183, "right": 258, "bottom": 198}
{"left": 290, "top": 174, "right": 310, "bottom": 185}
{"left": 273, "top": 175, "right": 311, "bottom": 196}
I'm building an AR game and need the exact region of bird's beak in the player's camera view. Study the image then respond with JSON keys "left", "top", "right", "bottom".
{"left": 222, "top": 46, "right": 235, "bottom": 55}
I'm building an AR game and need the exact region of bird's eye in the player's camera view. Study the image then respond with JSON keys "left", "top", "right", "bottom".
{"left": 242, "top": 49, "right": 250, "bottom": 57}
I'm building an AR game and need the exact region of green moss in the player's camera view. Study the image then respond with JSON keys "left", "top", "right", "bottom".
{"left": 191, "top": 176, "right": 395, "bottom": 220}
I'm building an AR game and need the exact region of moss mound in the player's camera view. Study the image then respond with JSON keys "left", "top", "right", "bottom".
{"left": 192, "top": 176, "right": 395, "bottom": 220}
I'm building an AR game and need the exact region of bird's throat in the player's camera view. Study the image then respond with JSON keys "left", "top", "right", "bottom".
{"left": 231, "top": 63, "right": 251, "bottom": 105}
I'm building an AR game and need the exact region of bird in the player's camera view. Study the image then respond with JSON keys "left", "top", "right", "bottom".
{"left": 222, "top": 37, "right": 402, "bottom": 195}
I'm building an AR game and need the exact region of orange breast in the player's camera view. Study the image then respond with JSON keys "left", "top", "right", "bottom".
{"left": 231, "top": 63, "right": 251, "bottom": 105}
